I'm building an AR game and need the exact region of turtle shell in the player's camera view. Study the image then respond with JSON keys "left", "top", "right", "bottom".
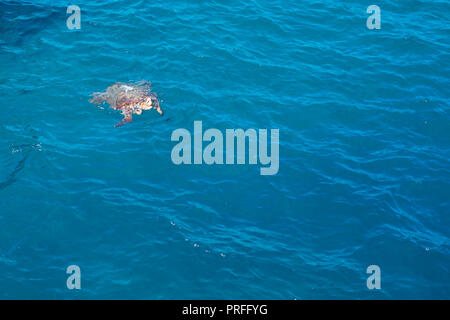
{"left": 104, "top": 82, "right": 150, "bottom": 107}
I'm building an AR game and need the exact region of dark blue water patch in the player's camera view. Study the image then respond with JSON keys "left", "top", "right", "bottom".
{"left": 0, "top": 0, "right": 65, "bottom": 47}
{"left": 0, "top": 124, "right": 42, "bottom": 190}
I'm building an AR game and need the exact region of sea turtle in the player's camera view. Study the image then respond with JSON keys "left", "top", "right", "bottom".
{"left": 90, "top": 81, "right": 163, "bottom": 127}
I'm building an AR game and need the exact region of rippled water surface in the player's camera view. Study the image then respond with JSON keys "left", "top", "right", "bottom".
{"left": 0, "top": 0, "right": 449, "bottom": 299}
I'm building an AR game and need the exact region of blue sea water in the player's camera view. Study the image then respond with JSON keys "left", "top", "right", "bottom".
{"left": 0, "top": 0, "right": 449, "bottom": 299}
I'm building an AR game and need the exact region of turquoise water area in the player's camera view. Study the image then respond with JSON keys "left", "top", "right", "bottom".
{"left": 0, "top": 0, "right": 449, "bottom": 299}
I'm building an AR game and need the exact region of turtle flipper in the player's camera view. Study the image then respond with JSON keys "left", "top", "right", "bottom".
{"left": 114, "top": 114, "right": 133, "bottom": 127}
{"left": 150, "top": 94, "right": 163, "bottom": 115}
{"left": 155, "top": 105, "right": 163, "bottom": 115}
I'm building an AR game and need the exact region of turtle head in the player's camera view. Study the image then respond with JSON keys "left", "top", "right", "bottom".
{"left": 140, "top": 97, "right": 153, "bottom": 110}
